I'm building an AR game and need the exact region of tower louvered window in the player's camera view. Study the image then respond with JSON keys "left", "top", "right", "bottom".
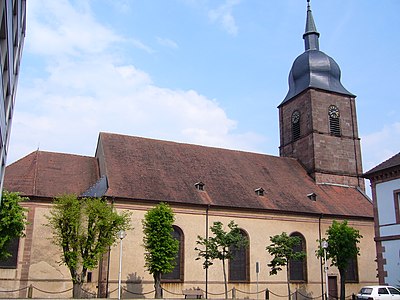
{"left": 329, "top": 118, "right": 341, "bottom": 136}
{"left": 291, "top": 110, "right": 301, "bottom": 141}
{"left": 328, "top": 105, "right": 341, "bottom": 136}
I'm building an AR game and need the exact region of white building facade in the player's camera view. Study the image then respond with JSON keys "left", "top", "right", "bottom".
{"left": 364, "top": 153, "right": 400, "bottom": 286}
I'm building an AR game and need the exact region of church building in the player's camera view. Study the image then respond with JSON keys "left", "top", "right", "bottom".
{"left": 0, "top": 2, "right": 377, "bottom": 299}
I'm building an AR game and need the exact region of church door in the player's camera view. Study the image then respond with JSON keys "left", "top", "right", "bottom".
{"left": 328, "top": 276, "right": 338, "bottom": 300}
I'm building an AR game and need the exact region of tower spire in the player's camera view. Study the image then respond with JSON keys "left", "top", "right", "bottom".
{"left": 303, "top": 0, "right": 320, "bottom": 50}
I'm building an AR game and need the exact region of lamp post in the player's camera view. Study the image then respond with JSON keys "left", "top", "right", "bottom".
{"left": 322, "top": 241, "right": 329, "bottom": 300}
{"left": 117, "top": 230, "right": 126, "bottom": 300}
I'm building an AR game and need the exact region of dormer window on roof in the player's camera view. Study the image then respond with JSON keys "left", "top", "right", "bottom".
{"left": 307, "top": 192, "right": 317, "bottom": 201}
{"left": 195, "top": 181, "right": 205, "bottom": 191}
{"left": 255, "top": 187, "right": 265, "bottom": 196}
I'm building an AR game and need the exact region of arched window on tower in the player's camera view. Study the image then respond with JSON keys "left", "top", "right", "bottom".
{"left": 289, "top": 232, "right": 307, "bottom": 282}
{"left": 328, "top": 105, "right": 341, "bottom": 136}
{"left": 228, "top": 229, "right": 249, "bottom": 282}
{"left": 291, "top": 110, "right": 301, "bottom": 141}
{"left": 161, "top": 225, "right": 184, "bottom": 282}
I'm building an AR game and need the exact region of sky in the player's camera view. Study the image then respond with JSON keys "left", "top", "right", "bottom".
{"left": 8, "top": 0, "right": 400, "bottom": 181}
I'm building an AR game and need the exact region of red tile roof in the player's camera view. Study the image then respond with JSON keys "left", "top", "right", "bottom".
{"left": 96, "top": 132, "right": 373, "bottom": 218}
{"left": 4, "top": 151, "right": 100, "bottom": 197}
{"left": 4, "top": 132, "right": 373, "bottom": 218}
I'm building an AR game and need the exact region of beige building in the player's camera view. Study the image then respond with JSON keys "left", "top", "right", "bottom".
{"left": 0, "top": 1, "right": 377, "bottom": 299}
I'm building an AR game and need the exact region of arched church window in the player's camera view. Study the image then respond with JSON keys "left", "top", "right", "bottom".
{"left": 228, "top": 229, "right": 249, "bottom": 282}
{"left": 345, "top": 253, "right": 359, "bottom": 283}
{"left": 289, "top": 232, "right": 307, "bottom": 282}
{"left": 291, "top": 110, "right": 301, "bottom": 141}
{"left": 161, "top": 225, "right": 184, "bottom": 282}
{"left": 328, "top": 105, "right": 341, "bottom": 136}
{"left": 0, "top": 238, "right": 19, "bottom": 268}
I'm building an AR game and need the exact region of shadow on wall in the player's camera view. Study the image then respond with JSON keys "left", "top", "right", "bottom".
{"left": 121, "top": 272, "right": 144, "bottom": 299}
{"left": 294, "top": 284, "right": 315, "bottom": 300}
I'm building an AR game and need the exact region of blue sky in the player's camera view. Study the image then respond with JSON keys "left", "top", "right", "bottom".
{"left": 9, "top": 0, "right": 400, "bottom": 179}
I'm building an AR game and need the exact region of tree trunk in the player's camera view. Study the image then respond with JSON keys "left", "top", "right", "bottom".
{"left": 72, "top": 282, "right": 83, "bottom": 299}
{"left": 222, "top": 258, "right": 228, "bottom": 299}
{"left": 154, "top": 272, "right": 162, "bottom": 299}
{"left": 286, "top": 267, "right": 291, "bottom": 300}
{"left": 339, "top": 268, "right": 346, "bottom": 300}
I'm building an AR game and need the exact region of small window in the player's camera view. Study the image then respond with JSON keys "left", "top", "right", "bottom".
{"left": 291, "top": 111, "right": 301, "bottom": 141}
{"left": 388, "top": 287, "right": 400, "bottom": 295}
{"left": 307, "top": 193, "right": 317, "bottom": 201}
{"left": 87, "top": 272, "right": 92, "bottom": 283}
{"left": 255, "top": 188, "right": 264, "bottom": 196}
{"left": 328, "top": 105, "right": 341, "bottom": 136}
{"left": 360, "top": 288, "right": 372, "bottom": 295}
{"left": 195, "top": 182, "right": 205, "bottom": 191}
{"left": 394, "top": 190, "right": 400, "bottom": 224}
{"left": 378, "top": 288, "right": 389, "bottom": 295}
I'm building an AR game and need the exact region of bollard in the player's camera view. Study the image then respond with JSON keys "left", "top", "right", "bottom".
{"left": 232, "top": 287, "right": 236, "bottom": 299}
{"left": 265, "top": 289, "right": 269, "bottom": 300}
{"left": 27, "top": 284, "right": 33, "bottom": 298}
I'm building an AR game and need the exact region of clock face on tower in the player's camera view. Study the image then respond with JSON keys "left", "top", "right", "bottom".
{"left": 328, "top": 105, "right": 340, "bottom": 119}
{"left": 291, "top": 110, "right": 300, "bottom": 124}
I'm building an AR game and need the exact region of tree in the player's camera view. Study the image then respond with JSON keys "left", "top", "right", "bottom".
{"left": 142, "top": 202, "right": 179, "bottom": 299}
{"left": 195, "top": 220, "right": 248, "bottom": 299}
{"left": 46, "top": 195, "right": 131, "bottom": 299}
{"left": 266, "top": 232, "right": 306, "bottom": 300}
{"left": 317, "top": 220, "right": 362, "bottom": 300}
{"left": 0, "top": 191, "right": 28, "bottom": 260}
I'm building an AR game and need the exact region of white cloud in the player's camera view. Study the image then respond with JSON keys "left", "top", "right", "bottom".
{"left": 27, "top": 0, "right": 123, "bottom": 57}
{"left": 156, "top": 37, "right": 179, "bottom": 49}
{"left": 362, "top": 122, "right": 400, "bottom": 172}
{"left": 208, "top": 0, "right": 241, "bottom": 36}
{"left": 9, "top": 0, "right": 263, "bottom": 163}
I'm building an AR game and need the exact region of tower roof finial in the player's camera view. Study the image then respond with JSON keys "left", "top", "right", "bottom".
{"left": 303, "top": 0, "right": 320, "bottom": 51}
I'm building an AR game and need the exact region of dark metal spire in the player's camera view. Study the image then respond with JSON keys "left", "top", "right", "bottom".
{"left": 303, "top": 0, "right": 320, "bottom": 50}
{"left": 279, "top": 0, "right": 354, "bottom": 106}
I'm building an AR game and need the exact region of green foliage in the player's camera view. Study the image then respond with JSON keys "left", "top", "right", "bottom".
{"left": 0, "top": 191, "right": 28, "bottom": 260}
{"left": 142, "top": 202, "right": 179, "bottom": 298}
{"left": 46, "top": 195, "right": 131, "bottom": 287}
{"left": 317, "top": 220, "right": 363, "bottom": 300}
{"left": 142, "top": 202, "right": 179, "bottom": 275}
{"left": 195, "top": 220, "right": 248, "bottom": 299}
{"left": 266, "top": 232, "right": 306, "bottom": 275}
{"left": 195, "top": 220, "right": 248, "bottom": 268}
{"left": 266, "top": 232, "right": 306, "bottom": 300}
{"left": 317, "top": 220, "right": 362, "bottom": 271}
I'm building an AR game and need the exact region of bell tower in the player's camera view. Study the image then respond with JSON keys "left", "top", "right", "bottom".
{"left": 278, "top": 0, "right": 364, "bottom": 190}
